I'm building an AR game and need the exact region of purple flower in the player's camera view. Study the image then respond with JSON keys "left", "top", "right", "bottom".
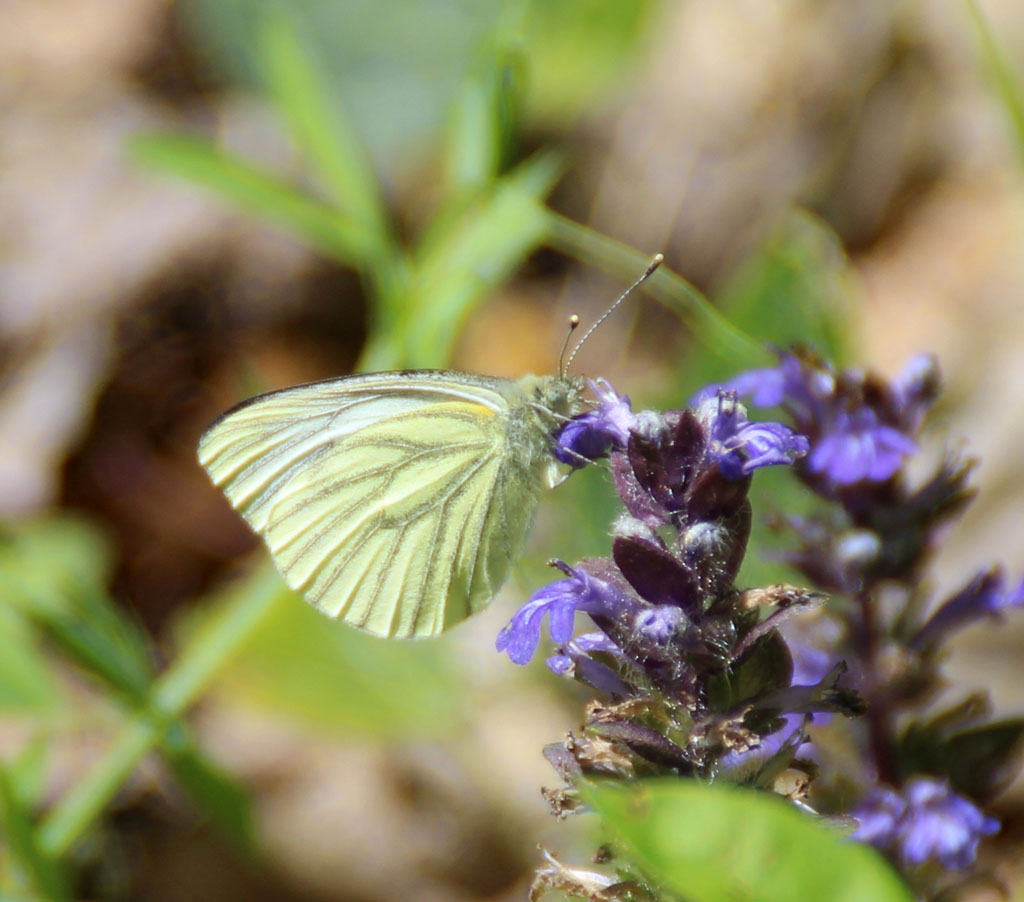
{"left": 787, "top": 638, "right": 837, "bottom": 689}
{"left": 555, "top": 379, "right": 636, "bottom": 467}
{"left": 546, "top": 633, "right": 630, "bottom": 696}
{"left": 852, "top": 778, "right": 999, "bottom": 869}
{"left": 805, "top": 407, "right": 917, "bottom": 485}
{"left": 850, "top": 786, "right": 906, "bottom": 848}
{"left": 694, "top": 352, "right": 834, "bottom": 419}
{"left": 496, "top": 563, "right": 637, "bottom": 665}
{"left": 719, "top": 634, "right": 835, "bottom": 773}
{"left": 892, "top": 353, "right": 941, "bottom": 432}
{"left": 697, "top": 351, "right": 927, "bottom": 487}
{"left": 913, "top": 569, "right": 1024, "bottom": 650}
{"left": 719, "top": 713, "right": 810, "bottom": 773}
{"left": 547, "top": 631, "right": 622, "bottom": 673}
{"left": 696, "top": 391, "right": 809, "bottom": 480}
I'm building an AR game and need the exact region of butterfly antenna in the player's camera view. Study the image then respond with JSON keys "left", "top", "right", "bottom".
{"left": 558, "top": 315, "right": 581, "bottom": 377}
{"left": 564, "top": 253, "right": 664, "bottom": 372}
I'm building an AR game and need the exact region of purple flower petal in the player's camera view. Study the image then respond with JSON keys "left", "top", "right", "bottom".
{"left": 496, "top": 563, "right": 636, "bottom": 665}
{"left": 546, "top": 634, "right": 625, "bottom": 690}
{"left": 695, "top": 352, "right": 835, "bottom": 420}
{"left": 850, "top": 787, "right": 906, "bottom": 847}
{"left": 555, "top": 379, "right": 636, "bottom": 467}
{"left": 913, "top": 569, "right": 1024, "bottom": 649}
{"left": 699, "top": 351, "right": 930, "bottom": 489}
{"left": 545, "top": 632, "right": 629, "bottom": 696}
{"left": 805, "top": 409, "right": 916, "bottom": 485}
{"left": 697, "top": 392, "right": 809, "bottom": 480}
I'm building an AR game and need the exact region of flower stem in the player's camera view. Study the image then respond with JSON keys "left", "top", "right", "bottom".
{"left": 856, "top": 587, "right": 897, "bottom": 785}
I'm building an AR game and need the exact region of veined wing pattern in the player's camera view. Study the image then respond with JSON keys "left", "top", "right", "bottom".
{"left": 198, "top": 372, "right": 544, "bottom": 637}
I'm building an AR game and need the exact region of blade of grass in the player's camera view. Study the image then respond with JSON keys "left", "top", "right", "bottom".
{"left": 445, "top": 74, "right": 502, "bottom": 194}
{"left": 964, "top": 0, "right": 1024, "bottom": 166}
{"left": 38, "top": 571, "right": 285, "bottom": 858}
{"left": 544, "top": 212, "right": 772, "bottom": 370}
{"left": 129, "top": 133, "right": 376, "bottom": 266}
{"left": 259, "top": 9, "right": 392, "bottom": 248}
{"left": 161, "top": 723, "right": 255, "bottom": 854}
{"left": 0, "top": 764, "right": 69, "bottom": 901}
{"left": 443, "top": 34, "right": 528, "bottom": 195}
{"left": 401, "top": 151, "right": 561, "bottom": 366}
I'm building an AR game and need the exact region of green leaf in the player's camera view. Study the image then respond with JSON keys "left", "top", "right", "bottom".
{"left": 34, "top": 588, "right": 154, "bottom": 702}
{"left": 943, "top": 720, "right": 1024, "bottom": 802}
{"left": 0, "top": 516, "right": 156, "bottom": 702}
{"left": 900, "top": 715, "right": 1024, "bottom": 804}
{"left": 586, "top": 779, "right": 913, "bottom": 902}
{"left": 160, "top": 724, "right": 255, "bottom": 853}
{"left": 129, "top": 133, "right": 376, "bottom": 266}
{"left": 0, "top": 516, "right": 109, "bottom": 618}
{"left": 0, "top": 763, "right": 69, "bottom": 901}
{"left": 258, "top": 9, "right": 392, "bottom": 246}
{"left": 708, "top": 631, "right": 793, "bottom": 710}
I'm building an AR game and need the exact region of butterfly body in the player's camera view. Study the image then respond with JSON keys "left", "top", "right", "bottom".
{"left": 199, "top": 370, "right": 584, "bottom": 638}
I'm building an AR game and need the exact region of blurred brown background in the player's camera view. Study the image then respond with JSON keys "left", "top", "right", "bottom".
{"left": 2, "top": 0, "right": 1024, "bottom": 898}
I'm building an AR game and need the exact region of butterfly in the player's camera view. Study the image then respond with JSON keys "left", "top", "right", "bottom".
{"left": 198, "top": 255, "right": 662, "bottom": 639}
{"left": 198, "top": 371, "right": 584, "bottom": 638}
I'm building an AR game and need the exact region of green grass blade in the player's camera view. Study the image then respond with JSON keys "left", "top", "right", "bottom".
{"left": 7, "top": 737, "right": 50, "bottom": 812}
{"left": 0, "top": 764, "right": 69, "bottom": 901}
{"left": 160, "top": 724, "right": 255, "bottom": 854}
{"left": 0, "top": 518, "right": 151, "bottom": 703}
{"left": 37, "top": 717, "right": 160, "bottom": 859}
{"left": 545, "top": 214, "right": 771, "bottom": 370}
{"left": 445, "top": 74, "right": 502, "bottom": 194}
{"left": 964, "top": 0, "right": 1024, "bottom": 166}
{"left": 258, "top": 9, "right": 392, "bottom": 246}
{"left": 0, "top": 607, "right": 61, "bottom": 713}
{"left": 129, "top": 133, "right": 375, "bottom": 266}
{"left": 443, "top": 33, "right": 527, "bottom": 194}
{"left": 37, "top": 572, "right": 284, "bottom": 858}
{"left": 400, "top": 151, "right": 561, "bottom": 367}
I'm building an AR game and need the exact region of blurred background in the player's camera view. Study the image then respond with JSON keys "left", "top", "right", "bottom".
{"left": 2, "top": 0, "right": 1024, "bottom": 899}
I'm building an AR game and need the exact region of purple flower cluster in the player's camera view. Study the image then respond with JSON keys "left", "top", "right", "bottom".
{"left": 505, "top": 353, "right": 1021, "bottom": 900}
{"left": 713, "top": 349, "right": 1022, "bottom": 889}
{"left": 851, "top": 778, "right": 999, "bottom": 870}
{"left": 501, "top": 386, "right": 810, "bottom": 679}
{"left": 697, "top": 349, "right": 935, "bottom": 489}
{"left": 499, "top": 381, "right": 858, "bottom": 787}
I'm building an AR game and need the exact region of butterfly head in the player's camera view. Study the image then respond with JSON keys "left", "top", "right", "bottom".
{"left": 530, "top": 373, "right": 585, "bottom": 422}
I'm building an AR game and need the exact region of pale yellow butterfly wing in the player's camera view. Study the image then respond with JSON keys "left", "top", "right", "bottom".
{"left": 198, "top": 371, "right": 571, "bottom": 638}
